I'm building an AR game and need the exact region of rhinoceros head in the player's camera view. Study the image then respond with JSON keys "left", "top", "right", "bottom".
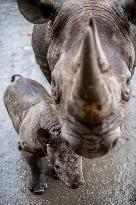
{"left": 51, "top": 19, "right": 122, "bottom": 159}
{"left": 47, "top": 139, "right": 84, "bottom": 189}
{"left": 37, "top": 128, "right": 83, "bottom": 189}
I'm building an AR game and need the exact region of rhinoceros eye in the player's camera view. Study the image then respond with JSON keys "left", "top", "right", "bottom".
{"left": 34, "top": 0, "right": 41, "bottom": 6}
{"left": 126, "top": 77, "right": 131, "bottom": 85}
{"left": 54, "top": 164, "right": 60, "bottom": 170}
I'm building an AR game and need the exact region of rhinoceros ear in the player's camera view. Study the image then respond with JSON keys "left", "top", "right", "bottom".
{"left": 121, "top": 0, "right": 136, "bottom": 24}
{"left": 37, "top": 128, "right": 51, "bottom": 147}
{"left": 17, "top": 0, "right": 60, "bottom": 24}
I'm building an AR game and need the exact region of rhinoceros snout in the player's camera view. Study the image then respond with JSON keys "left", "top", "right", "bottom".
{"left": 70, "top": 175, "right": 84, "bottom": 189}
{"left": 71, "top": 180, "right": 83, "bottom": 189}
{"left": 62, "top": 122, "right": 121, "bottom": 159}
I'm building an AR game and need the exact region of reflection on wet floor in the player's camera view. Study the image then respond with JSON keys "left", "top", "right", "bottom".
{"left": 0, "top": 1, "right": 136, "bottom": 205}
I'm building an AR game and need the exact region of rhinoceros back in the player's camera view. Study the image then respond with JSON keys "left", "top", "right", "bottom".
{"left": 3, "top": 77, "right": 51, "bottom": 133}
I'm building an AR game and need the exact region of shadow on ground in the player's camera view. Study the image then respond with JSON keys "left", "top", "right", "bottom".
{"left": 0, "top": 1, "right": 136, "bottom": 205}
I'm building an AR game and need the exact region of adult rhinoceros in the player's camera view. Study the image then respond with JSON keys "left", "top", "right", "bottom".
{"left": 17, "top": 0, "right": 136, "bottom": 159}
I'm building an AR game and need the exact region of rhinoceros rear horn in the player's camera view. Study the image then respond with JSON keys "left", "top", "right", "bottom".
{"left": 68, "top": 19, "right": 112, "bottom": 122}
{"left": 17, "top": 0, "right": 61, "bottom": 24}
{"left": 89, "top": 18, "right": 110, "bottom": 71}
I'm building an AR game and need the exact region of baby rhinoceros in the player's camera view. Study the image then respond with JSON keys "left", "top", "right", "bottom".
{"left": 3, "top": 75, "right": 83, "bottom": 194}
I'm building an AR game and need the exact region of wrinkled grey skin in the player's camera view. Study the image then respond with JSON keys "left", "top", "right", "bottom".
{"left": 17, "top": 0, "right": 136, "bottom": 158}
{"left": 3, "top": 76, "right": 83, "bottom": 193}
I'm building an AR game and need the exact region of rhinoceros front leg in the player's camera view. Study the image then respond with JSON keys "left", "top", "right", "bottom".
{"left": 22, "top": 150, "right": 47, "bottom": 194}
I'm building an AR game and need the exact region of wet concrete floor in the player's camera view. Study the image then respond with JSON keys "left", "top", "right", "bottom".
{"left": 1, "top": 1, "right": 136, "bottom": 205}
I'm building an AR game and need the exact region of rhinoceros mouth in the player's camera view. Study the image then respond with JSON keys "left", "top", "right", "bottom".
{"left": 62, "top": 114, "right": 121, "bottom": 159}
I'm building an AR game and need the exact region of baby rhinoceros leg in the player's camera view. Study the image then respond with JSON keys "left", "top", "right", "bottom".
{"left": 22, "top": 150, "right": 47, "bottom": 194}
{"left": 19, "top": 126, "right": 51, "bottom": 194}
{"left": 4, "top": 75, "right": 83, "bottom": 192}
{"left": 4, "top": 75, "right": 58, "bottom": 194}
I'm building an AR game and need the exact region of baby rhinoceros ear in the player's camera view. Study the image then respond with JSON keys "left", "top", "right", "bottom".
{"left": 17, "top": 0, "right": 61, "bottom": 24}
{"left": 37, "top": 128, "right": 51, "bottom": 149}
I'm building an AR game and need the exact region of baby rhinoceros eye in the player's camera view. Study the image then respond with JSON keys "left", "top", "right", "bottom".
{"left": 54, "top": 164, "right": 61, "bottom": 170}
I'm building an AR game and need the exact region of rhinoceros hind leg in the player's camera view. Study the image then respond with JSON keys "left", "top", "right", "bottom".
{"left": 22, "top": 150, "right": 47, "bottom": 194}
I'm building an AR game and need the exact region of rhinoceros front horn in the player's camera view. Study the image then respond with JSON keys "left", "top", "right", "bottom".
{"left": 62, "top": 19, "right": 121, "bottom": 159}
{"left": 68, "top": 21, "right": 112, "bottom": 123}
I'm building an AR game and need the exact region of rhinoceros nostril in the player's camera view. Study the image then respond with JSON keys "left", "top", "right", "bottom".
{"left": 54, "top": 165, "right": 60, "bottom": 170}
{"left": 71, "top": 174, "right": 84, "bottom": 189}
{"left": 71, "top": 180, "right": 83, "bottom": 189}
{"left": 72, "top": 184, "right": 80, "bottom": 189}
